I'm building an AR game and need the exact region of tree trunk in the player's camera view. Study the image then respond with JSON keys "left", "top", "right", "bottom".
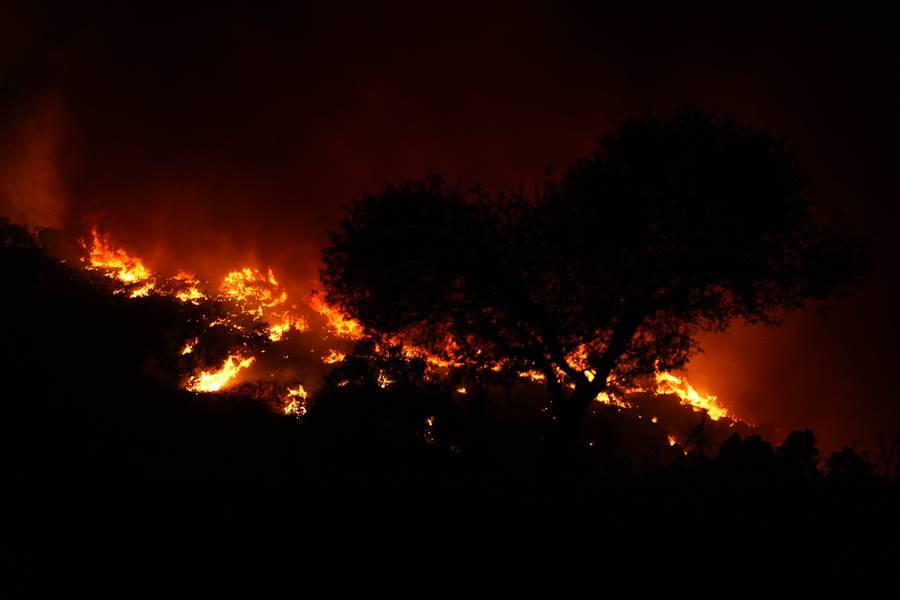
{"left": 548, "top": 382, "right": 597, "bottom": 454}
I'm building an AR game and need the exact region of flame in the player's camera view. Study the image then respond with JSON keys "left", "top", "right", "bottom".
{"left": 283, "top": 384, "right": 309, "bottom": 417}
{"left": 377, "top": 370, "right": 394, "bottom": 388}
{"left": 655, "top": 371, "right": 728, "bottom": 421}
{"left": 519, "top": 370, "right": 546, "bottom": 382}
{"left": 423, "top": 415, "right": 436, "bottom": 444}
{"left": 83, "top": 227, "right": 152, "bottom": 284}
{"left": 187, "top": 354, "right": 255, "bottom": 392}
{"left": 77, "top": 227, "right": 740, "bottom": 444}
{"left": 310, "top": 294, "right": 364, "bottom": 339}
{"left": 129, "top": 281, "right": 155, "bottom": 298}
{"left": 220, "top": 268, "right": 287, "bottom": 315}
{"left": 667, "top": 434, "right": 678, "bottom": 447}
{"left": 172, "top": 271, "right": 206, "bottom": 304}
{"left": 268, "top": 314, "right": 308, "bottom": 341}
{"left": 322, "top": 349, "right": 346, "bottom": 364}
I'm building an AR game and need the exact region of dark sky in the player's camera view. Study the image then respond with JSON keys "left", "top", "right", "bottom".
{"left": 2, "top": 1, "right": 899, "bottom": 450}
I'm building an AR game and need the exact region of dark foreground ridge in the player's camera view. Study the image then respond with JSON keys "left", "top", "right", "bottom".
{"left": 1, "top": 218, "right": 898, "bottom": 592}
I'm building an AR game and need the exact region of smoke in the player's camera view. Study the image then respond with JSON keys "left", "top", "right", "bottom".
{"left": 0, "top": 93, "right": 68, "bottom": 229}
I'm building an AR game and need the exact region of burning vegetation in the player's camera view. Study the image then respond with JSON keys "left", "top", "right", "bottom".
{"left": 77, "top": 225, "right": 737, "bottom": 447}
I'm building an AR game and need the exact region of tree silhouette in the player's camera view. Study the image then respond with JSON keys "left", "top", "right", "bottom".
{"left": 321, "top": 109, "right": 866, "bottom": 443}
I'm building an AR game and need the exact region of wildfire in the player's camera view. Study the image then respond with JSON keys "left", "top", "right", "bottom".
{"left": 322, "top": 349, "right": 346, "bottom": 364}
{"left": 187, "top": 354, "right": 256, "bottom": 392}
{"left": 655, "top": 371, "right": 728, "bottom": 421}
{"left": 83, "top": 227, "right": 152, "bottom": 284}
{"left": 173, "top": 272, "right": 206, "bottom": 303}
{"left": 283, "top": 384, "right": 309, "bottom": 417}
{"left": 268, "top": 314, "right": 308, "bottom": 341}
{"left": 220, "top": 268, "right": 287, "bottom": 316}
{"left": 311, "top": 294, "right": 364, "bottom": 339}
{"left": 78, "top": 226, "right": 740, "bottom": 443}
{"left": 129, "top": 281, "right": 155, "bottom": 298}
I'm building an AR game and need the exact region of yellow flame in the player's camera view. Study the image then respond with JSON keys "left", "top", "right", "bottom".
{"left": 83, "top": 228, "right": 152, "bottom": 284}
{"left": 187, "top": 354, "right": 255, "bottom": 392}
{"left": 423, "top": 415, "right": 436, "bottom": 444}
{"left": 377, "top": 371, "right": 394, "bottom": 388}
{"left": 181, "top": 339, "right": 197, "bottom": 355}
{"left": 221, "top": 267, "right": 287, "bottom": 311}
{"left": 519, "top": 370, "right": 546, "bottom": 382}
{"left": 129, "top": 281, "right": 155, "bottom": 298}
{"left": 283, "top": 384, "right": 309, "bottom": 416}
{"left": 322, "top": 349, "right": 346, "bottom": 364}
{"left": 310, "top": 294, "right": 364, "bottom": 339}
{"left": 268, "top": 314, "right": 308, "bottom": 341}
{"left": 655, "top": 371, "right": 727, "bottom": 421}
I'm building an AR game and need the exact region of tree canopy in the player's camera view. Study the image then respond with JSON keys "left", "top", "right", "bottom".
{"left": 321, "top": 109, "right": 866, "bottom": 439}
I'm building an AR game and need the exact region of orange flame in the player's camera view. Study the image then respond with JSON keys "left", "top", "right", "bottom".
{"left": 187, "top": 354, "right": 255, "bottom": 392}
{"left": 83, "top": 227, "right": 152, "bottom": 284}
{"left": 283, "top": 384, "right": 309, "bottom": 417}
{"left": 310, "top": 294, "right": 364, "bottom": 339}
{"left": 655, "top": 371, "right": 728, "bottom": 421}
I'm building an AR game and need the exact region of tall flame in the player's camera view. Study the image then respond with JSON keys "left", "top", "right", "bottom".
{"left": 83, "top": 227, "right": 152, "bottom": 284}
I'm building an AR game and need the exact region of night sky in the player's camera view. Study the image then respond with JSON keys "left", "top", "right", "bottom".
{"left": 2, "top": 1, "right": 899, "bottom": 450}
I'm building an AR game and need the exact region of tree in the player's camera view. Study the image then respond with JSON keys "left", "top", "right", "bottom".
{"left": 321, "top": 109, "right": 866, "bottom": 444}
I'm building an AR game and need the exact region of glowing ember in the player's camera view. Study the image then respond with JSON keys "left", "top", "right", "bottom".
{"left": 655, "top": 371, "right": 728, "bottom": 421}
{"left": 181, "top": 339, "right": 197, "bottom": 355}
{"left": 667, "top": 435, "right": 678, "bottom": 447}
{"left": 423, "top": 415, "right": 436, "bottom": 444}
{"left": 377, "top": 371, "right": 394, "bottom": 388}
{"left": 187, "top": 354, "right": 255, "bottom": 392}
{"left": 519, "top": 370, "right": 546, "bottom": 382}
{"left": 283, "top": 384, "right": 309, "bottom": 417}
{"left": 83, "top": 227, "right": 152, "bottom": 284}
{"left": 322, "top": 349, "right": 346, "bottom": 364}
{"left": 268, "top": 314, "right": 308, "bottom": 341}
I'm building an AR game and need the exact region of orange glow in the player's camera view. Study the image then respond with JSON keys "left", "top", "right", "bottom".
{"left": 423, "top": 415, "right": 436, "bottom": 444}
{"left": 655, "top": 371, "right": 728, "bottom": 421}
{"left": 83, "top": 227, "right": 152, "bottom": 284}
{"left": 283, "top": 384, "right": 309, "bottom": 417}
{"left": 187, "top": 354, "right": 255, "bottom": 392}
{"left": 268, "top": 314, "right": 308, "bottom": 341}
{"left": 310, "top": 294, "right": 364, "bottom": 339}
{"left": 377, "top": 371, "right": 394, "bottom": 388}
{"left": 220, "top": 268, "right": 287, "bottom": 316}
{"left": 129, "top": 281, "right": 155, "bottom": 298}
{"left": 322, "top": 349, "right": 346, "bottom": 364}
{"left": 76, "top": 227, "right": 741, "bottom": 442}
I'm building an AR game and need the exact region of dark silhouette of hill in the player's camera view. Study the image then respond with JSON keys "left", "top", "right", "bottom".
{"left": 1, "top": 217, "right": 898, "bottom": 592}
